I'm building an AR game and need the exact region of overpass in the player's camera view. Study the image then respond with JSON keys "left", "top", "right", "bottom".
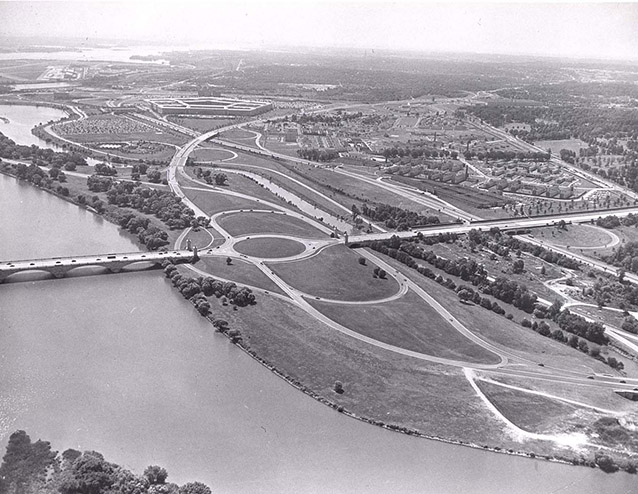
{"left": 0, "top": 250, "right": 194, "bottom": 284}
{"left": 347, "top": 206, "right": 638, "bottom": 244}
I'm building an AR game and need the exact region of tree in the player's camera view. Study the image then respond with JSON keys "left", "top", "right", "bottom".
{"left": 595, "top": 453, "right": 619, "bottom": 473}
{"left": 213, "top": 319, "right": 229, "bottom": 333}
{"left": 358, "top": 257, "right": 366, "bottom": 265}
{"left": 147, "top": 169, "right": 162, "bottom": 183}
{"left": 512, "top": 259, "right": 524, "bottom": 274}
{"left": 144, "top": 465, "right": 168, "bottom": 485}
{"left": 0, "top": 430, "right": 57, "bottom": 494}
{"left": 179, "top": 482, "right": 212, "bottom": 494}
{"left": 618, "top": 268, "right": 626, "bottom": 283}
{"left": 226, "top": 257, "right": 232, "bottom": 265}
{"left": 457, "top": 288, "right": 473, "bottom": 303}
{"left": 228, "top": 328, "right": 242, "bottom": 343}
{"left": 60, "top": 451, "right": 117, "bottom": 494}
{"left": 378, "top": 269, "right": 387, "bottom": 279}
{"left": 334, "top": 381, "right": 344, "bottom": 394}
{"left": 568, "top": 334, "right": 579, "bottom": 348}
{"left": 214, "top": 173, "right": 228, "bottom": 186}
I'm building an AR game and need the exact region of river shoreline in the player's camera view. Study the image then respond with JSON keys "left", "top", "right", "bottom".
{"left": 0, "top": 104, "right": 628, "bottom": 476}
{"left": 0, "top": 166, "right": 560, "bottom": 468}
{"left": 2, "top": 165, "right": 627, "bottom": 474}
{"left": 0, "top": 168, "right": 145, "bottom": 252}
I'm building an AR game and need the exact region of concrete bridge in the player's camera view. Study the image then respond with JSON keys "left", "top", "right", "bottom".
{"left": 0, "top": 250, "right": 194, "bottom": 284}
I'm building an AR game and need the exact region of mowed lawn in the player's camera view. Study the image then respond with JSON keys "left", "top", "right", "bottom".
{"left": 234, "top": 237, "right": 306, "bottom": 258}
{"left": 219, "top": 212, "right": 327, "bottom": 239}
{"left": 476, "top": 380, "right": 578, "bottom": 433}
{"left": 194, "top": 256, "right": 284, "bottom": 295}
{"left": 184, "top": 189, "right": 263, "bottom": 216}
{"left": 310, "top": 290, "right": 500, "bottom": 365}
{"left": 191, "top": 147, "right": 236, "bottom": 161}
{"left": 219, "top": 128, "right": 256, "bottom": 140}
{"left": 179, "top": 228, "right": 223, "bottom": 250}
{"left": 269, "top": 245, "right": 400, "bottom": 301}
{"left": 532, "top": 224, "right": 615, "bottom": 248}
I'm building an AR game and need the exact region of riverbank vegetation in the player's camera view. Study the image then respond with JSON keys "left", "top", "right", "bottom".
{"left": 163, "top": 261, "right": 256, "bottom": 344}
{"left": 0, "top": 430, "right": 212, "bottom": 494}
{"left": 0, "top": 131, "right": 88, "bottom": 169}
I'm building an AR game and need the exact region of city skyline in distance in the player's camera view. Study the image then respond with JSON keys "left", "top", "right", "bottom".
{"left": 0, "top": 1, "right": 637, "bottom": 62}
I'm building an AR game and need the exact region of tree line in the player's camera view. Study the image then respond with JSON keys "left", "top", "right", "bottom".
{"left": 354, "top": 203, "right": 440, "bottom": 231}
{"left": 0, "top": 430, "right": 212, "bottom": 494}
{"left": 467, "top": 228, "right": 581, "bottom": 270}
{"left": 92, "top": 179, "right": 210, "bottom": 231}
{"left": 0, "top": 132, "right": 87, "bottom": 170}
{"left": 368, "top": 235, "right": 610, "bottom": 346}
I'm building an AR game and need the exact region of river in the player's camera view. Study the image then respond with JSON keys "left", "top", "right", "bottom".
{"left": 0, "top": 104, "right": 68, "bottom": 150}
{"left": 0, "top": 106, "right": 633, "bottom": 493}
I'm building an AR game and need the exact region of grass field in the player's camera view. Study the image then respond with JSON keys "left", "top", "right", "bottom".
{"left": 216, "top": 295, "right": 514, "bottom": 446}
{"left": 475, "top": 380, "right": 580, "bottom": 433}
{"left": 194, "top": 256, "right": 284, "bottom": 294}
{"left": 167, "top": 116, "right": 235, "bottom": 133}
{"left": 218, "top": 211, "right": 327, "bottom": 239}
{"left": 191, "top": 147, "right": 237, "bottom": 161}
{"left": 285, "top": 163, "right": 456, "bottom": 220}
{"left": 535, "top": 139, "right": 589, "bottom": 155}
{"left": 224, "top": 150, "right": 451, "bottom": 222}
{"left": 0, "top": 61, "right": 50, "bottom": 80}
{"left": 595, "top": 226, "right": 638, "bottom": 258}
{"left": 389, "top": 175, "right": 510, "bottom": 219}
{"left": 214, "top": 292, "right": 594, "bottom": 459}
{"left": 310, "top": 290, "right": 501, "bottom": 364}
{"left": 220, "top": 128, "right": 256, "bottom": 140}
{"left": 183, "top": 166, "right": 295, "bottom": 208}
{"left": 234, "top": 237, "right": 306, "bottom": 258}
{"left": 269, "top": 245, "right": 400, "bottom": 301}
{"left": 532, "top": 224, "right": 615, "bottom": 249}
{"left": 490, "top": 374, "right": 635, "bottom": 414}
{"left": 179, "top": 228, "right": 223, "bottom": 250}
{"left": 374, "top": 251, "right": 615, "bottom": 375}
{"left": 182, "top": 189, "right": 264, "bottom": 216}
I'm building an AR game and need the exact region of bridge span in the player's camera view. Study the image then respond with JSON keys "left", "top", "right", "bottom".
{"left": 0, "top": 250, "right": 193, "bottom": 284}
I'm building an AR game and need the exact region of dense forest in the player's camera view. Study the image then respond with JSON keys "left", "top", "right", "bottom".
{"left": 462, "top": 104, "right": 638, "bottom": 144}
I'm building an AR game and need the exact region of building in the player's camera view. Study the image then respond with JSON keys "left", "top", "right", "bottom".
{"left": 148, "top": 96, "right": 273, "bottom": 117}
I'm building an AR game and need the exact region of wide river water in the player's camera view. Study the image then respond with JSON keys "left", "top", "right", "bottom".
{"left": 0, "top": 105, "right": 634, "bottom": 493}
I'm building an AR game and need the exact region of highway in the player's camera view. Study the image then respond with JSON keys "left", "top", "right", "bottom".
{"left": 15, "top": 92, "right": 638, "bottom": 444}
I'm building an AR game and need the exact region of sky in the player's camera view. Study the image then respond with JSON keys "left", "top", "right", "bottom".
{"left": 0, "top": 1, "right": 637, "bottom": 61}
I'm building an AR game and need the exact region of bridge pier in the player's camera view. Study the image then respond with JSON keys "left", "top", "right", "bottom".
{"left": 49, "top": 266, "right": 67, "bottom": 279}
